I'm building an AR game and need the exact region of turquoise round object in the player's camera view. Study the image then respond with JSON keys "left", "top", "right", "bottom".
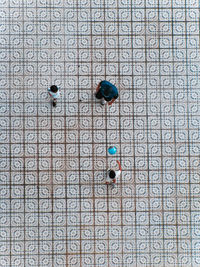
{"left": 108, "top": 146, "right": 117, "bottom": 155}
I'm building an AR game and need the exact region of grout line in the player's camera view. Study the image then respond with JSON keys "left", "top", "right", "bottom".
{"left": 184, "top": 1, "right": 193, "bottom": 266}
{"left": 171, "top": 0, "right": 179, "bottom": 265}
{"left": 76, "top": 1, "right": 83, "bottom": 266}
{"left": 131, "top": 2, "right": 138, "bottom": 266}
{"left": 35, "top": 0, "right": 41, "bottom": 265}
{"left": 144, "top": 2, "right": 152, "bottom": 263}
{"left": 157, "top": 1, "right": 166, "bottom": 265}
{"left": 49, "top": 1, "right": 55, "bottom": 266}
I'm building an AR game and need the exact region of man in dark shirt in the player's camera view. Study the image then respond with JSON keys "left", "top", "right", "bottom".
{"left": 95, "top": 80, "right": 119, "bottom": 106}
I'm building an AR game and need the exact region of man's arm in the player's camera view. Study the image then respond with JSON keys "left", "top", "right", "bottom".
{"left": 108, "top": 98, "right": 116, "bottom": 106}
{"left": 96, "top": 82, "right": 101, "bottom": 92}
{"left": 48, "top": 88, "right": 52, "bottom": 97}
{"left": 108, "top": 93, "right": 118, "bottom": 106}
{"left": 116, "top": 160, "right": 122, "bottom": 171}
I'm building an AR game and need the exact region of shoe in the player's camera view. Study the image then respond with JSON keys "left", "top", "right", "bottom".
{"left": 53, "top": 100, "right": 56, "bottom": 107}
{"left": 112, "top": 183, "right": 116, "bottom": 189}
{"left": 101, "top": 99, "right": 106, "bottom": 105}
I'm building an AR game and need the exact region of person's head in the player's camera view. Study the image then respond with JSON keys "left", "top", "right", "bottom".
{"left": 109, "top": 170, "right": 116, "bottom": 179}
{"left": 50, "top": 85, "right": 58, "bottom": 93}
{"left": 104, "top": 86, "right": 112, "bottom": 97}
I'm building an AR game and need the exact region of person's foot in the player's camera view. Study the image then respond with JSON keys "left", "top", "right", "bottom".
{"left": 53, "top": 100, "right": 57, "bottom": 107}
{"left": 112, "top": 183, "right": 116, "bottom": 189}
{"left": 101, "top": 99, "right": 106, "bottom": 105}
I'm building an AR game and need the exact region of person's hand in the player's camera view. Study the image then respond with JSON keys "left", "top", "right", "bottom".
{"left": 116, "top": 160, "right": 122, "bottom": 171}
{"left": 108, "top": 99, "right": 115, "bottom": 106}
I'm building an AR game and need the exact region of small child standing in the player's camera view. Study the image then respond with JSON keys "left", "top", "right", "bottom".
{"left": 106, "top": 160, "right": 122, "bottom": 187}
{"left": 48, "top": 85, "right": 60, "bottom": 107}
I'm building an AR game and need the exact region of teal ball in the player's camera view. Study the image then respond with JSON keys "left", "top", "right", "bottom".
{"left": 108, "top": 146, "right": 117, "bottom": 155}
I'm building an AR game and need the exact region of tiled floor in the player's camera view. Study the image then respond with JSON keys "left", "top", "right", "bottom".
{"left": 0, "top": 0, "right": 200, "bottom": 266}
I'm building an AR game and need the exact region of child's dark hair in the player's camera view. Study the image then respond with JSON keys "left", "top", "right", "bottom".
{"left": 50, "top": 85, "right": 58, "bottom": 93}
{"left": 109, "top": 170, "right": 116, "bottom": 179}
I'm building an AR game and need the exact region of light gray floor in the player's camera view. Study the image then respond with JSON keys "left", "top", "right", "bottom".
{"left": 0, "top": 0, "right": 200, "bottom": 266}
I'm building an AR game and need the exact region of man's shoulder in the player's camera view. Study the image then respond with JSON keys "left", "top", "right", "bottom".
{"left": 101, "top": 80, "right": 117, "bottom": 90}
{"left": 101, "top": 80, "right": 112, "bottom": 87}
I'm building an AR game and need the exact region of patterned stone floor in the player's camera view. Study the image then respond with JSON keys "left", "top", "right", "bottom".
{"left": 0, "top": 0, "right": 200, "bottom": 266}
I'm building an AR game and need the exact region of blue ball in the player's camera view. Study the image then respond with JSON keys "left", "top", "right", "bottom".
{"left": 108, "top": 146, "right": 117, "bottom": 155}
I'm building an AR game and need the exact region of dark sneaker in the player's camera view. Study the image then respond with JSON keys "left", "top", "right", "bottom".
{"left": 53, "top": 100, "right": 56, "bottom": 107}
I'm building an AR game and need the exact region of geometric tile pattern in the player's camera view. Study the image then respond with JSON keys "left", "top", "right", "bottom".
{"left": 0, "top": 0, "right": 200, "bottom": 266}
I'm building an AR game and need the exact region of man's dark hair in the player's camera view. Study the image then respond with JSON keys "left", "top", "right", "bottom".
{"left": 50, "top": 85, "right": 58, "bottom": 93}
{"left": 104, "top": 86, "right": 112, "bottom": 97}
{"left": 109, "top": 170, "right": 116, "bottom": 179}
